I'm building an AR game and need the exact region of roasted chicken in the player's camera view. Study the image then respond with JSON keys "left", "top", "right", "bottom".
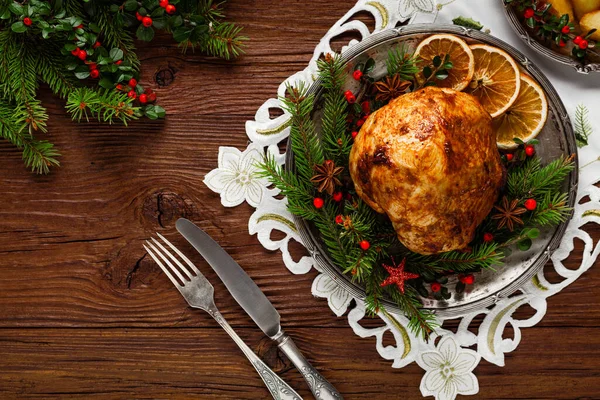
{"left": 349, "top": 87, "right": 504, "bottom": 255}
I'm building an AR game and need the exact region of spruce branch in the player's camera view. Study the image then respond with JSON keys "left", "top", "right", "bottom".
{"left": 66, "top": 88, "right": 139, "bottom": 125}
{"left": 201, "top": 21, "right": 247, "bottom": 59}
{"left": 386, "top": 44, "right": 421, "bottom": 80}
{"left": 317, "top": 55, "right": 352, "bottom": 165}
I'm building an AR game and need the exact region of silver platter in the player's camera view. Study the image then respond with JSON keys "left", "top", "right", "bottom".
{"left": 502, "top": 1, "right": 600, "bottom": 74}
{"left": 286, "top": 25, "right": 579, "bottom": 319}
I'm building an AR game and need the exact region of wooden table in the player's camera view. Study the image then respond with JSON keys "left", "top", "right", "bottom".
{"left": 1, "top": 1, "right": 599, "bottom": 398}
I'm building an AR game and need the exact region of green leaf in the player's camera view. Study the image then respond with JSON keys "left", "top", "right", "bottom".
{"left": 64, "top": 43, "right": 77, "bottom": 51}
{"left": 172, "top": 26, "right": 191, "bottom": 42}
{"left": 89, "top": 23, "right": 101, "bottom": 33}
{"left": 452, "top": 16, "right": 484, "bottom": 30}
{"left": 423, "top": 66, "right": 432, "bottom": 79}
{"left": 525, "top": 228, "right": 540, "bottom": 239}
{"left": 11, "top": 21, "right": 27, "bottom": 32}
{"left": 124, "top": 0, "right": 138, "bottom": 11}
{"left": 109, "top": 48, "right": 124, "bottom": 62}
{"left": 152, "top": 17, "right": 167, "bottom": 30}
{"left": 513, "top": 137, "right": 525, "bottom": 145}
{"left": 0, "top": 8, "right": 11, "bottom": 19}
{"left": 433, "top": 55, "right": 442, "bottom": 68}
{"left": 435, "top": 70, "right": 449, "bottom": 80}
{"left": 98, "top": 78, "right": 114, "bottom": 89}
{"left": 8, "top": 2, "right": 24, "bottom": 15}
{"left": 364, "top": 58, "right": 376, "bottom": 74}
{"left": 136, "top": 25, "right": 155, "bottom": 41}
{"left": 517, "top": 238, "right": 532, "bottom": 251}
{"left": 154, "top": 105, "right": 166, "bottom": 118}
{"left": 74, "top": 70, "right": 90, "bottom": 79}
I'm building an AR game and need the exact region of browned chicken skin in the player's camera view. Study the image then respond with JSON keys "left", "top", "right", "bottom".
{"left": 349, "top": 87, "right": 504, "bottom": 255}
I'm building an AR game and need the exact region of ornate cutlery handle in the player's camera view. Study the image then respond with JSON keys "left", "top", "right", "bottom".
{"left": 275, "top": 331, "right": 343, "bottom": 400}
{"left": 210, "top": 310, "right": 303, "bottom": 400}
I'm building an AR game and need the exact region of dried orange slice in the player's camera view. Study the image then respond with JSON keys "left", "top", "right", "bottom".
{"left": 414, "top": 34, "right": 474, "bottom": 91}
{"left": 465, "top": 44, "right": 521, "bottom": 118}
{"left": 493, "top": 75, "right": 548, "bottom": 149}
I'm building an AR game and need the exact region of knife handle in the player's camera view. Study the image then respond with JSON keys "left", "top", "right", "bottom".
{"left": 209, "top": 310, "right": 303, "bottom": 400}
{"left": 275, "top": 331, "right": 343, "bottom": 400}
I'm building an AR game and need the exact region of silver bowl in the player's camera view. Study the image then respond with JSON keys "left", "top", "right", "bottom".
{"left": 502, "top": 1, "right": 600, "bottom": 74}
{"left": 286, "top": 25, "right": 579, "bottom": 319}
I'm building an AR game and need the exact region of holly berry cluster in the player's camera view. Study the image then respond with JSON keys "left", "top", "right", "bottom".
{"left": 505, "top": 0, "right": 597, "bottom": 59}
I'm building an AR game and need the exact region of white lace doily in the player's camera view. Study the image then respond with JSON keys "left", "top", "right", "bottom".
{"left": 204, "top": 1, "right": 600, "bottom": 398}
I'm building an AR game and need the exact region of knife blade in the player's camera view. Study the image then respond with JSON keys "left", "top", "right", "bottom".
{"left": 176, "top": 218, "right": 343, "bottom": 400}
{"left": 175, "top": 218, "right": 281, "bottom": 337}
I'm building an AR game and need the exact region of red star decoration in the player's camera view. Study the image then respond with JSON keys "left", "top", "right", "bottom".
{"left": 380, "top": 257, "right": 419, "bottom": 294}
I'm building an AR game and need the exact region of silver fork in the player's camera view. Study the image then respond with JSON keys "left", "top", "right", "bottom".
{"left": 144, "top": 233, "right": 303, "bottom": 400}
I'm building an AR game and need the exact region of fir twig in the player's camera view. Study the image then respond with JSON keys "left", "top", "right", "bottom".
{"left": 386, "top": 44, "right": 421, "bottom": 80}
{"left": 66, "top": 88, "right": 139, "bottom": 125}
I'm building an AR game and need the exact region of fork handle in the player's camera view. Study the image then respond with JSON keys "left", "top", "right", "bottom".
{"left": 209, "top": 310, "right": 303, "bottom": 400}
{"left": 275, "top": 331, "right": 343, "bottom": 400}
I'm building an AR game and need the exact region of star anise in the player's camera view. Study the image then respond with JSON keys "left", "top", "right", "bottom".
{"left": 492, "top": 196, "right": 527, "bottom": 231}
{"left": 311, "top": 160, "right": 343, "bottom": 195}
{"left": 373, "top": 74, "right": 411, "bottom": 102}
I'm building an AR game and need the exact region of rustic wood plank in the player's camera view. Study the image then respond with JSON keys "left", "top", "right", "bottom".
{"left": 0, "top": 327, "right": 598, "bottom": 399}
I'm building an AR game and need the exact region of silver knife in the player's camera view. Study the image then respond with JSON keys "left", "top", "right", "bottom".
{"left": 176, "top": 218, "right": 343, "bottom": 400}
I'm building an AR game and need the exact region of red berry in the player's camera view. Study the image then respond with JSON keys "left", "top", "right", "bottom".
{"left": 430, "top": 282, "right": 442, "bottom": 293}
{"left": 335, "top": 215, "right": 343, "bottom": 224}
{"left": 71, "top": 49, "right": 79, "bottom": 56}
{"left": 75, "top": 24, "right": 83, "bottom": 30}
{"left": 159, "top": 0, "right": 169, "bottom": 7}
{"left": 352, "top": 70, "right": 363, "bottom": 80}
{"left": 505, "top": 153, "right": 513, "bottom": 161}
{"left": 139, "top": 93, "right": 148, "bottom": 104}
{"left": 93, "top": 41, "right": 101, "bottom": 49}
{"left": 142, "top": 16, "right": 153, "bottom": 28}
{"left": 559, "top": 39, "right": 566, "bottom": 47}
{"left": 115, "top": 60, "right": 122, "bottom": 65}
{"left": 579, "top": 40, "right": 589, "bottom": 50}
{"left": 361, "top": 101, "right": 370, "bottom": 114}
{"left": 524, "top": 8, "right": 534, "bottom": 18}
{"left": 90, "top": 69, "right": 100, "bottom": 79}
{"left": 346, "top": 94, "right": 356, "bottom": 104}
{"left": 165, "top": 4, "right": 176, "bottom": 14}
{"left": 23, "top": 17, "right": 32, "bottom": 26}
{"left": 313, "top": 197, "right": 324, "bottom": 209}
{"left": 524, "top": 198, "right": 537, "bottom": 211}
{"left": 116, "top": 84, "right": 124, "bottom": 91}
{"left": 574, "top": 36, "right": 583, "bottom": 45}
{"left": 344, "top": 90, "right": 353, "bottom": 98}
{"left": 359, "top": 240, "right": 370, "bottom": 251}
{"left": 356, "top": 118, "right": 365, "bottom": 127}
{"left": 147, "top": 92, "right": 157, "bottom": 102}
{"left": 351, "top": 131, "right": 358, "bottom": 139}
{"left": 127, "top": 90, "right": 137, "bottom": 100}
{"left": 561, "top": 25, "right": 570, "bottom": 34}
{"left": 332, "top": 192, "right": 343, "bottom": 202}
{"left": 129, "top": 78, "right": 137, "bottom": 88}
{"left": 525, "top": 144, "right": 535, "bottom": 157}
{"left": 136, "top": 12, "right": 143, "bottom": 21}
{"left": 77, "top": 49, "right": 87, "bottom": 61}
{"left": 483, "top": 233, "right": 494, "bottom": 243}
{"left": 462, "top": 274, "right": 475, "bottom": 285}
{"left": 88, "top": 62, "right": 97, "bottom": 70}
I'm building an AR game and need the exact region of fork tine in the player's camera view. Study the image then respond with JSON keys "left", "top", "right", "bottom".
{"left": 156, "top": 232, "right": 201, "bottom": 276}
{"left": 150, "top": 237, "right": 195, "bottom": 280}
{"left": 144, "top": 244, "right": 183, "bottom": 288}
{"left": 145, "top": 240, "right": 189, "bottom": 284}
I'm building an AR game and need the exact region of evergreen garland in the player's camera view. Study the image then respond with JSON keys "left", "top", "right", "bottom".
{"left": 0, "top": 0, "right": 245, "bottom": 173}
{"left": 259, "top": 45, "right": 574, "bottom": 339}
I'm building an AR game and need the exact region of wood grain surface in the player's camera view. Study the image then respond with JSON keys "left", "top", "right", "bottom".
{"left": 0, "top": 1, "right": 598, "bottom": 399}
